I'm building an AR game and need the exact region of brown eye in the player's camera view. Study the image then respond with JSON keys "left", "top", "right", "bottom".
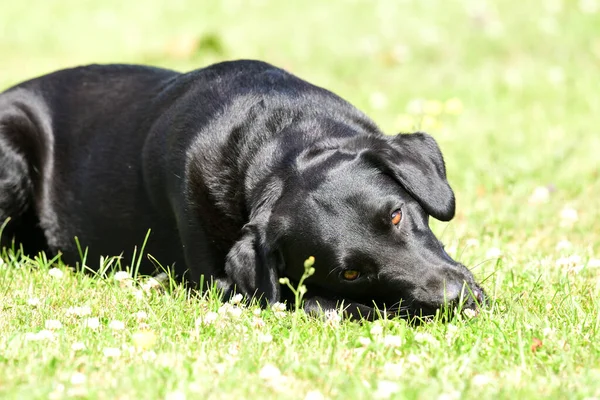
{"left": 342, "top": 270, "right": 360, "bottom": 281}
{"left": 391, "top": 209, "right": 402, "bottom": 225}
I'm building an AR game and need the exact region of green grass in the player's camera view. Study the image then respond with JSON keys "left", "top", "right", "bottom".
{"left": 1, "top": 0, "right": 600, "bottom": 398}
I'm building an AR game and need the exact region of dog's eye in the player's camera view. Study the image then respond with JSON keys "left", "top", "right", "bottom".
{"left": 342, "top": 270, "right": 360, "bottom": 281}
{"left": 391, "top": 209, "right": 402, "bottom": 225}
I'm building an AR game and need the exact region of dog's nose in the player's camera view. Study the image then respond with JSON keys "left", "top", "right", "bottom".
{"left": 473, "top": 287, "right": 484, "bottom": 304}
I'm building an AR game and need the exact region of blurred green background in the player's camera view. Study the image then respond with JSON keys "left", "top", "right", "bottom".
{"left": 2, "top": 0, "right": 598, "bottom": 251}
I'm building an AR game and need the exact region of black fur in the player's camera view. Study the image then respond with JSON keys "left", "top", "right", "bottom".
{"left": 0, "top": 60, "right": 484, "bottom": 319}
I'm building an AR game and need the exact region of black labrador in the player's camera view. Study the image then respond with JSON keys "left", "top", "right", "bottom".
{"left": 0, "top": 60, "right": 484, "bottom": 319}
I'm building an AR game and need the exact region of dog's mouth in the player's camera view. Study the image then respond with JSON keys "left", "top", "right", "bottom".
{"left": 397, "top": 287, "right": 486, "bottom": 321}
{"left": 298, "top": 281, "right": 486, "bottom": 321}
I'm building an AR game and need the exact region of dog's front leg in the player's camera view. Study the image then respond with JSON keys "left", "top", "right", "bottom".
{"left": 176, "top": 218, "right": 233, "bottom": 295}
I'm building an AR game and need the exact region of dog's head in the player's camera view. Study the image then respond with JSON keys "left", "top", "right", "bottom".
{"left": 225, "top": 131, "right": 484, "bottom": 318}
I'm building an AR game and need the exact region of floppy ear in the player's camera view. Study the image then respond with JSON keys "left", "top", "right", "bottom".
{"left": 368, "top": 132, "right": 456, "bottom": 221}
{"left": 224, "top": 222, "right": 282, "bottom": 306}
{"left": 390, "top": 132, "right": 455, "bottom": 221}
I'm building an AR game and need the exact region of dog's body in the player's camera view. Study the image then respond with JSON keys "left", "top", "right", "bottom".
{"left": 0, "top": 60, "right": 483, "bottom": 319}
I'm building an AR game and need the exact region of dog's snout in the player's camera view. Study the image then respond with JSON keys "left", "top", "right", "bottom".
{"left": 442, "top": 281, "right": 464, "bottom": 304}
{"left": 441, "top": 279, "right": 484, "bottom": 308}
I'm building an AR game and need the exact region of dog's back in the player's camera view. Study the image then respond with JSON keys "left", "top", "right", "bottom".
{"left": 0, "top": 64, "right": 180, "bottom": 263}
{"left": 0, "top": 61, "right": 367, "bottom": 271}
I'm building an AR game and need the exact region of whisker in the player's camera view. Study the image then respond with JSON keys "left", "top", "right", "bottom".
{"left": 467, "top": 258, "right": 497, "bottom": 271}
{"left": 326, "top": 266, "right": 343, "bottom": 279}
{"left": 480, "top": 270, "right": 497, "bottom": 284}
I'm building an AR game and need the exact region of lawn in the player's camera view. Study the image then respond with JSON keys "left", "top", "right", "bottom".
{"left": 1, "top": 0, "right": 600, "bottom": 398}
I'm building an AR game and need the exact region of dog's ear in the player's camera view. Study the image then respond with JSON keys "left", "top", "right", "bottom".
{"left": 390, "top": 132, "right": 455, "bottom": 221}
{"left": 367, "top": 132, "right": 455, "bottom": 221}
{"left": 225, "top": 209, "right": 283, "bottom": 306}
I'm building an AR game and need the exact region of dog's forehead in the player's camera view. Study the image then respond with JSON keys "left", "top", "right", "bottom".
{"left": 327, "top": 156, "right": 397, "bottom": 189}
{"left": 306, "top": 167, "right": 399, "bottom": 212}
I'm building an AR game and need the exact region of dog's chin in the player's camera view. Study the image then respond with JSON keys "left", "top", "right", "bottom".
{"left": 335, "top": 289, "right": 486, "bottom": 322}
{"left": 291, "top": 281, "right": 486, "bottom": 321}
{"left": 396, "top": 291, "right": 486, "bottom": 321}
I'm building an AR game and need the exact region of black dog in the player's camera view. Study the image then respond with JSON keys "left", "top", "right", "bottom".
{"left": 0, "top": 60, "right": 484, "bottom": 319}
